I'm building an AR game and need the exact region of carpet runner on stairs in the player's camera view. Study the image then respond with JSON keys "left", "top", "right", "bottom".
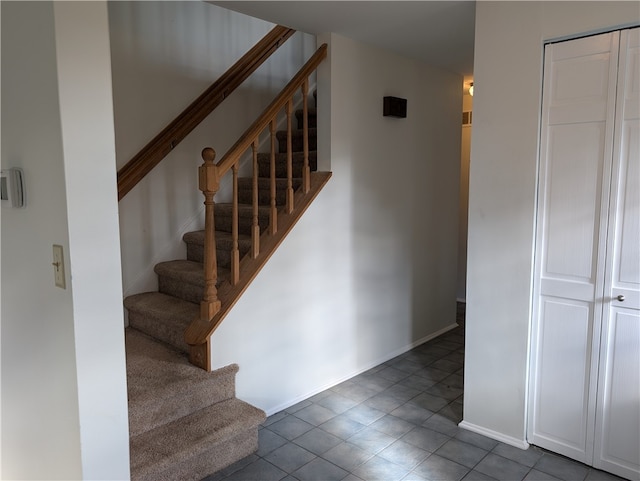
{"left": 124, "top": 105, "right": 320, "bottom": 480}
{"left": 126, "top": 329, "right": 265, "bottom": 481}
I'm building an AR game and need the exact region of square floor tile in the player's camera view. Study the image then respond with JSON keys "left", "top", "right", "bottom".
{"left": 364, "top": 393, "right": 406, "bottom": 413}
{"left": 332, "top": 381, "right": 379, "bottom": 403}
{"left": 462, "top": 469, "right": 500, "bottom": 480}
{"left": 320, "top": 414, "right": 367, "bottom": 440}
{"left": 422, "top": 413, "right": 460, "bottom": 437}
{"left": 413, "top": 453, "right": 470, "bottom": 481}
{"left": 523, "top": 469, "right": 563, "bottom": 481}
{"left": 323, "top": 442, "right": 374, "bottom": 471}
{"left": 212, "top": 454, "right": 259, "bottom": 478}
{"left": 409, "top": 393, "right": 450, "bottom": 412}
{"left": 399, "top": 375, "right": 440, "bottom": 392}
{"left": 584, "top": 469, "right": 626, "bottom": 481}
{"left": 413, "top": 367, "right": 451, "bottom": 383}
{"left": 391, "top": 403, "right": 435, "bottom": 425}
{"left": 400, "top": 472, "right": 430, "bottom": 481}
{"left": 343, "top": 404, "right": 386, "bottom": 426}
{"left": 294, "top": 427, "right": 342, "bottom": 455}
{"left": 286, "top": 399, "right": 313, "bottom": 414}
{"left": 353, "top": 373, "right": 395, "bottom": 392}
{"left": 342, "top": 475, "right": 366, "bottom": 481}
{"left": 223, "top": 458, "right": 288, "bottom": 481}
{"left": 378, "top": 439, "right": 430, "bottom": 469}
{"left": 257, "top": 429, "right": 289, "bottom": 457}
{"left": 353, "top": 455, "right": 411, "bottom": 481}
{"left": 268, "top": 415, "right": 315, "bottom": 441}
{"left": 378, "top": 366, "right": 413, "bottom": 382}
{"left": 435, "top": 439, "right": 489, "bottom": 468}
{"left": 317, "top": 393, "right": 359, "bottom": 414}
{"left": 533, "top": 453, "right": 589, "bottom": 481}
{"left": 438, "top": 401, "right": 464, "bottom": 422}
{"left": 426, "top": 383, "right": 465, "bottom": 401}
{"left": 263, "top": 411, "right": 288, "bottom": 427}
{"left": 292, "top": 457, "right": 349, "bottom": 481}
{"left": 370, "top": 414, "right": 415, "bottom": 438}
{"left": 492, "top": 442, "right": 543, "bottom": 468}
{"left": 474, "top": 453, "right": 531, "bottom": 481}
{"left": 430, "top": 359, "right": 464, "bottom": 373}
{"left": 264, "top": 443, "right": 316, "bottom": 473}
{"left": 294, "top": 404, "right": 338, "bottom": 426}
{"left": 385, "top": 384, "right": 423, "bottom": 403}
{"left": 401, "top": 426, "right": 451, "bottom": 453}
{"left": 455, "top": 429, "right": 500, "bottom": 451}
{"left": 347, "top": 426, "right": 397, "bottom": 454}
{"left": 390, "top": 358, "right": 424, "bottom": 374}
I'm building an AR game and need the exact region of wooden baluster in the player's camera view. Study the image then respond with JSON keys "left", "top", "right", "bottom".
{"left": 251, "top": 141, "right": 260, "bottom": 258}
{"left": 302, "top": 79, "right": 310, "bottom": 193}
{"left": 231, "top": 162, "right": 240, "bottom": 285}
{"left": 269, "top": 120, "right": 278, "bottom": 235}
{"left": 199, "top": 148, "right": 221, "bottom": 321}
{"left": 286, "top": 100, "right": 294, "bottom": 214}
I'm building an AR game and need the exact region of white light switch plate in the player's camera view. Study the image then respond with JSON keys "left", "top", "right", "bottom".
{"left": 53, "top": 244, "right": 66, "bottom": 289}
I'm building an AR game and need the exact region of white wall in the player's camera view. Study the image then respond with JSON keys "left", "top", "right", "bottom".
{"left": 1, "top": 2, "right": 130, "bottom": 479}
{"left": 110, "top": 1, "right": 316, "bottom": 298}
{"left": 210, "top": 33, "right": 462, "bottom": 415}
{"left": 464, "top": 1, "right": 640, "bottom": 447}
{"left": 54, "top": 3, "right": 130, "bottom": 479}
{"left": 1, "top": 3, "right": 82, "bottom": 477}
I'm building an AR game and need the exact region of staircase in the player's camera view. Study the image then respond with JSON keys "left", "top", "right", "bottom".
{"left": 123, "top": 105, "right": 324, "bottom": 480}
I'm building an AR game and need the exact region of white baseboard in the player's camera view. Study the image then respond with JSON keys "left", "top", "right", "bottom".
{"left": 458, "top": 420, "right": 530, "bottom": 450}
{"left": 264, "top": 322, "right": 459, "bottom": 416}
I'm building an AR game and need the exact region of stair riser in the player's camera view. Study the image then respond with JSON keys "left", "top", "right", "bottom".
{"left": 129, "top": 370, "right": 237, "bottom": 437}
{"left": 276, "top": 130, "right": 317, "bottom": 153}
{"left": 295, "top": 111, "right": 317, "bottom": 129}
{"left": 158, "top": 277, "right": 203, "bottom": 305}
{"left": 186, "top": 244, "right": 251, "bottom": 268}
{"left": 128, "top": 310, "right": 190, "bottom": 354}
{"left": 257, "top": 152, "right": 318, "bottom": 178}
{"left": 215, "top": 213, "right": 270, "bottom": 236}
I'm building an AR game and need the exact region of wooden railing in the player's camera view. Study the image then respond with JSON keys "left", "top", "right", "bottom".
{"left": 116, "top": 25, "right": 296, "bottom": 201}
{"left": 185, "top": 44, "right": 328, "bottom": 369}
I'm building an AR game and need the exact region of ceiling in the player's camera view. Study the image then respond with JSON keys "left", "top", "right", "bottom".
{"left": 209, "top": 1, "right": 475, "bottom": 79}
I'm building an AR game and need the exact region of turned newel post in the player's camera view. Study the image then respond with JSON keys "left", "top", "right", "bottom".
{"left": 199, "top": 147, "right": 221, "bottom": 321}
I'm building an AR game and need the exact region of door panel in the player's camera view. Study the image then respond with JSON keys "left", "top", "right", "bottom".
{"left": 595, "top": 310, "right": 640, "bottom": 479}
{"left": 534, "top": 298, "right": 592, "bottom": 457}
{"left": 544, "top": 123, "right": 606, "bottom": 282}
{"left": 530, "top": 31, "right": 619, "bottom": 463}
{"left": 594, "top": 28, "right": 640, "bottom": 480}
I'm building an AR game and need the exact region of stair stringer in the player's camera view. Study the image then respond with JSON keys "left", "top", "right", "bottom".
{"left": 185, "top": 171, "right": 332, "bottom": 370}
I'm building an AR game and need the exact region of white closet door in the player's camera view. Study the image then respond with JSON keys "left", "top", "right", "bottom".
{"left": 594, "top": 28, "right": 640, "bottom": 480}
{"left": 529, "top": 32, "right": 619, "bottom": 463}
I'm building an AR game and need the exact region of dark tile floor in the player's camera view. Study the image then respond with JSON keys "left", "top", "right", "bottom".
{"left": 204, "top": 305, "right": 625, "bottom": 481}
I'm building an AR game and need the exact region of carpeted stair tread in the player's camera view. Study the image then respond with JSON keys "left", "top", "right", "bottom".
{"left": 130, "top": 397, "right": 265, "bottom": 481}
{"left": 257, "top": 151, "right": 318, "bottom": 177}
{"left": 155, "top": 260, "right": 229, "bottom": 304}
{"left": 183, "top": 230, "right": 252, "bottom": 265}
{"left": 124, "top": 292, "right": 198, "bottom": 352}
{"left": 126, "top": 328, "right": 238, "bottom": 437}
{"left": 276, "top": 127, "right": 316, "bottom": 140}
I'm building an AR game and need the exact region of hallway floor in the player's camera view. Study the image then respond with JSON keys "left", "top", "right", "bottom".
{"left": 203, "top": 305, "right": 625, "bottom": 481}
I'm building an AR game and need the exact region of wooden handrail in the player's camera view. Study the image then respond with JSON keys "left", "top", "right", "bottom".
{"left": 186, "top": 44, "right": 328, "bottom": 359}
{"left": 116, "top": 25, "right": 296, "bottom": 200}
{"left": 215, "top": 44, "right": 327, "bottom": 177}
